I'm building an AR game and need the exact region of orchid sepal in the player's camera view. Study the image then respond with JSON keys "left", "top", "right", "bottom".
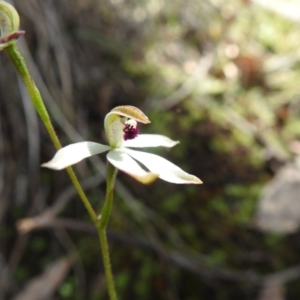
{"left": 107, "top": 149, "right": 158, "bottom": 184}
{"left": 123, "top": 134, "right": 179, "bottom": 148}
{"left": 42, "top": 142, "right": 111, "bottom": 170}
{"left": 124, "top": 148, "right": 203, "bottom": 184}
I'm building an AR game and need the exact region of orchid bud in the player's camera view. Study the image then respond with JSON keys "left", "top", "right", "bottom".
{"left": 0, "top": 0, "right": 24, "bottom": 50}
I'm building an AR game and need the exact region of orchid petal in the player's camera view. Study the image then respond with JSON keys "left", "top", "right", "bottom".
{"left": 104, "top": 113, "right": 125, "bottom": 148}
{"left": 107, "top": 149, "right": 158, "bottom": 184}
{"left": 124, "top": 148, "right": 202, "bottom": 184}
{"left": 123, "top": 134, "right": 179, "bottom": 148}
{"left": 42, "top": 142, "right": 111, "bottom": 170}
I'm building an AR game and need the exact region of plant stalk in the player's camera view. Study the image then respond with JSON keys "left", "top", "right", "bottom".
{"left": 98, "top": 162, "right": 118, "bottom": 299}
{"left": 5, "top": 43, "right": 98, "bottom": 224}
{"left": 5, "top": 42, "right": 118, "bottom": 299}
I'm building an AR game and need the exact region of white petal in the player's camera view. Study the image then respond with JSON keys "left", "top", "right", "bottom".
{"left": 124, "top": 148, "right": 202, "bottom": 184}
{"left": 42, "top": 142, "right": 111, "bottom": 170}
{"left": 123, "top": 134, "right": 179, "bottom": 148}
{"left": 107, "top": 149, "right": 158, "bottom": 184}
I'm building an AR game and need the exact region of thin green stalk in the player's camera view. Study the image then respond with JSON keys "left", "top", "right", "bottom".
{"left": 98, "top": 162, "right": 118, "bottom": 299}
{"left": 98, "top": 230, "right": 117, "bottom": 300}
{"left": 5, "top": 42, "right": 118, "bottom": 299}
{"left": 99, "top": 162, "right": 118, "bottom": 230}
{"left": 5, "top": 43, "right": 98, "bottom": 225}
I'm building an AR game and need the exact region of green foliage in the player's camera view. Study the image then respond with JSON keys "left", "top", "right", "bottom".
{"left": 160, "top": 193, "right": 184, "bottom": 214}
{"left": 208, "top": 249, "right": 228, "bottom": 266}
{"left": 58, "top": 278, "right": 76, "bottom": 299}
{"left": 115, "top": 270, "right": 130, "bottom": 293}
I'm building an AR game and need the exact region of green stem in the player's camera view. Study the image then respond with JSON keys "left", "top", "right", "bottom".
{"left": 5, "top": 42, "right": 118, "bottom": 299}
{"left": 99, "top": 162, "right": 118, "bottom": 230}
{"left": 98, "top": 230, "right": 118, "bottom": 300}
{"left": 5, "top": 44, "right": 60, "bottom": 149}
{"left": 5, "top": 43, "right": 98, "bottom": 225}
{"left": 98, "top": 162, "right": 118, "bottom": 299}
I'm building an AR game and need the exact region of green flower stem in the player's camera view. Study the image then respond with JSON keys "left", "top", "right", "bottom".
{"left": 99, "top": 162, "right": 118, "bottom": 230}
{"left": 98, "top": 230, "right": 118, "bottom": 300}
{"left": 5, "top": 43, "right": 98, "bottom": 225}
{"left": 5, "top": 43, "right": 118, "bottom": 299}
{"left": 98, "top": 162, "right": 118, "bottom": 300}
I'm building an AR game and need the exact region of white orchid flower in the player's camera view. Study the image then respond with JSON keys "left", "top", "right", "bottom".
{"left": 42, "top": 106, "right": 202, "bottom": 184}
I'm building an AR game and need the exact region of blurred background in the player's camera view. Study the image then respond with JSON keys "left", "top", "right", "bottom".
{"left": 1, "top": 0, "right": 300, "bottom": 299}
